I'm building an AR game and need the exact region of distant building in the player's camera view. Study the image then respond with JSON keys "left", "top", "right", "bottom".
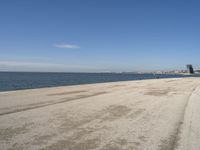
{"left": 186, "top": 64, "right": 194, "bottom": 74}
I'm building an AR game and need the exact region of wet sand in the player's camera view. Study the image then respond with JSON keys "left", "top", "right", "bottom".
{"left": 0, "top": 78, "right": 200, "bottom": 150}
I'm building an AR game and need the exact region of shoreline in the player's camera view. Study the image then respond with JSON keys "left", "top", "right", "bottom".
{"left": 0, "top": 77, "right": 187, "bottom": 94}
{"left": 1, "top": 72, "right": 194, "bottom": 92}
{"left": 0, "top": 76, "right": 196, "bottom": 93}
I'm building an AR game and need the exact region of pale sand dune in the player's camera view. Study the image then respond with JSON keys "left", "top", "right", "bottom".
{"left": 0, "top": 78, "right": 200, "bottom": 150}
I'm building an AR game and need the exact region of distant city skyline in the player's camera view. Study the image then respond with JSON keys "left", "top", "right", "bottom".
{"left": 0, "top": 0, "right": 200, "bottom": 72}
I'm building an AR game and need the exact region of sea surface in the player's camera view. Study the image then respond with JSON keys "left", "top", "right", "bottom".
{"left": 0, "top": 72, "right": 199, "bottom": 92}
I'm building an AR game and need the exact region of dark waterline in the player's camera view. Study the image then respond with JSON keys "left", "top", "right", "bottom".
{"left": 0, "top": 72, "right": 199, "bottom": 92}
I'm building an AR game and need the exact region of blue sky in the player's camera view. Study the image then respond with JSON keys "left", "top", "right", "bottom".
{"left": 0, "top": 0, "right": 200, "bottom": 72}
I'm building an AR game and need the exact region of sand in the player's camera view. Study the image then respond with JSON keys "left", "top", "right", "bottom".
{"left": 0, "top": 78, "right": 200, "bottom": 150}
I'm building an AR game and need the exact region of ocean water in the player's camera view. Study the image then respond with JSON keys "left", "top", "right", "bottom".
{"left": 0, "top": 72, "right": 199, "bottom": 92}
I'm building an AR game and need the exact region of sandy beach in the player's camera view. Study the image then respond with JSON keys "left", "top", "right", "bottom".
{"left": 0, "top": 78, "right": 200, "bottom": 150}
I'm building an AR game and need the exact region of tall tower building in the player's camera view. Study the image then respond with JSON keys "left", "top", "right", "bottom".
{"left": 186, "top": 64, "right": 194, "bottom": 74}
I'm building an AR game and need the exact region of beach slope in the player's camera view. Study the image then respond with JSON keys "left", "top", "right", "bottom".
{"left": 0, "top": 78, "right": 200, "bottom": 150}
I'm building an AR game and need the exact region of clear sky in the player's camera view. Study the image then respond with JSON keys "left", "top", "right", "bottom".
{"left": 0, "top": 0, "right": 200, "bottom": 72}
